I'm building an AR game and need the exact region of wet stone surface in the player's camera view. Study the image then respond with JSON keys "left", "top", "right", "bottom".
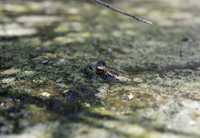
{"left": 0, "top": 0, "right": 200, "bottom": 138}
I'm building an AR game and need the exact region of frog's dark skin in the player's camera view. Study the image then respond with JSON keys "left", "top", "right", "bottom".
{"left": 83, "top": 61, "right": 129, "bottom": 82}
{"left": 95, "top": 61, "right": 119, "bottom": 81}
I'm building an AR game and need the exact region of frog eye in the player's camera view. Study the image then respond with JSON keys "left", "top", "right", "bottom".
{"left": 96, "top": 66, "right": 106, "bottom": 74}
{"left": 96, "top": 66, "right": 105, "bottom": 70}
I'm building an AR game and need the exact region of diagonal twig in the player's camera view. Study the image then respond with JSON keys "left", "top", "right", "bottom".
{"left": 94, "top": 0, "right": 153, "bottom": 24}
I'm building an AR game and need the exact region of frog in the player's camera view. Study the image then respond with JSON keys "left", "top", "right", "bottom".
{"left": 83, "top": 60, "right": 130, "bottom": 83}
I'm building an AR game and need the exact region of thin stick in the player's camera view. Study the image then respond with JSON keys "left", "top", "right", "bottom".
{"left": 94, "top": 0, "right": 153, "bottom": 24}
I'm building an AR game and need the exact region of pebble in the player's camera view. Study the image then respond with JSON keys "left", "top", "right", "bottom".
{"left": 127, "top": 93, "right": 134, "bottom": 100}
{"left": 123, "top": 93, "right": 134, "bottom": 101}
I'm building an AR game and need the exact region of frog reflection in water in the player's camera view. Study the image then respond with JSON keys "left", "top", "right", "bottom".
{"left": 84, "top": 61, "right": 130, "bottom": 83}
